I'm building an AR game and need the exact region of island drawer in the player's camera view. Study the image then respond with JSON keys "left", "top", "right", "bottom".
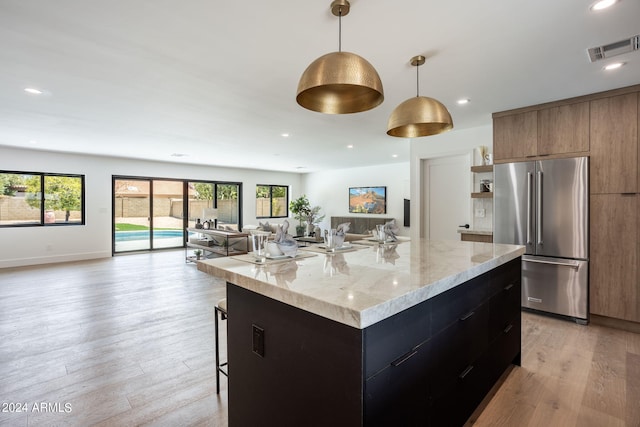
{"left": 487, "top": 315, "right": 521, "bottom": 386}
{"left": 429, "top": 302, "right": 489, "bottom": 388}
{"left": 488, "top": 257, "right": 521, "bottom": 298}
{"left": 430, "top": 350, "right": 492, "bottom": 427}
{"left": 431, "top": 273, "right": 487, "bottom": 335}
{"left": 488, "top": 278, "right": 521, "bottom": 341}
{"left": 364, "top": 298, "right": 432, "bottom": 378}
{"left": 364, "top": 340, "right": 432, "bottom": 426}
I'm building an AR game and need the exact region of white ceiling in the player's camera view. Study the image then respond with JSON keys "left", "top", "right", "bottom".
{"left": 1, "top": 0, "right": 638, "bottom": 173}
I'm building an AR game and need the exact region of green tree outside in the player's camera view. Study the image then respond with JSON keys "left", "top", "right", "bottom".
{"left": 25, "top": 176, "right": 82, "bottom": 222}
{"left": 0, "top": 173, "right": 25, "bottom": 196}
{"left": 193, "top": 183, "right": 214, "bottom": 200}
{"left": 217, "top": 184, "right": 238, "bottom": 200}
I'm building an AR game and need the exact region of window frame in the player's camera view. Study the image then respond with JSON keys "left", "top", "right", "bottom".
{"left": 112, "top": 175, "right": 243, "bottom": 254}
{"left": 0, "top": 170, "right": 85, "bottom": 227}
{"left": 256, "top": 184, "right": 289, "bottom": 219}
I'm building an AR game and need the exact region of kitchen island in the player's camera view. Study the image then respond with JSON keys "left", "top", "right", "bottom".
{"left": 198, "top": 239, "right": 525, "bottom": 426}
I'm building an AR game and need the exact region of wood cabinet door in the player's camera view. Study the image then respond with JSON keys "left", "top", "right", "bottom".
{"left": 537, "top": 101, "right": 590, "bottom": 155}
{"left": 590, "top": 93, "right": 638, "bottom": 194}
{"left": 590, "top": 194, "right": 639, "bottom": 322}
{"left": 493, "top": 111, "right": 537, "bottom": 161}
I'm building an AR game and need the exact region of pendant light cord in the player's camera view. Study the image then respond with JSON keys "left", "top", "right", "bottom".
{"left": 338, "top": 9, "right": 342, "bottom": 52}
{"left": 416, "top": 63, "right": 420, "bottom": 97}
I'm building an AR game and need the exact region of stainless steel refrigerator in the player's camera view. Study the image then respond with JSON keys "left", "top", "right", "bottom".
{"left": 494, "top": 157, "right": 589, "bottom": 324}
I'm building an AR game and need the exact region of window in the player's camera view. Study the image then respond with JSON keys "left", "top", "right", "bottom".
{"left": 256, "top": 185, "right": 288, "bottom": 218}
{"left": 216, "top": 183, "right": 241, "bottom": 228}
{"left": 187, "top": 181, "right": 241, "bottom": 229}
{"left": 0, "top": 171, "right": 85, "bottom": 227}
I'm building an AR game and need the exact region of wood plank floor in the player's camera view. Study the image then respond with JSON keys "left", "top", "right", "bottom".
{"left": 1, "top": 251, "right": 639, "bottom": 426}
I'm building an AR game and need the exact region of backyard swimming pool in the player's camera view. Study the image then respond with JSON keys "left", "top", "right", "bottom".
{"left": 115, "top": 230, "right": 183, "bottom": 242}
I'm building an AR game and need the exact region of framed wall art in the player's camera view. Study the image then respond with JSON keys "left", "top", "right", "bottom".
{"left": 348, "top": 186, "right": 386, "bottom": 214}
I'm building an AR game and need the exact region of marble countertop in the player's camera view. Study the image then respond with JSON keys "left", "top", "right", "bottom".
{"left": 198, "top": 239, "right": 524, "bottom": 329}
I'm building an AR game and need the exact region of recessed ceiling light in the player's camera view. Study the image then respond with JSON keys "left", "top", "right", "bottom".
{"left": 590, "top": 0, "right": 616, "bottom": 11}
{"left": 604, "top": 62, "right": 624, "bottom": 70}
{"left": 457, "top": 98, "right": 470, "bottom": 105}
{"left": 24, "top": 87, "right": 43, "bottom": 95}
{"left": 347, "top": 145, "right": 354, "bottom": 149}
{"left": 281, "top": 133, "right": 290, "bottom": 137}
{"left": 392, "top": 154, "right": 398, "bottom": 158}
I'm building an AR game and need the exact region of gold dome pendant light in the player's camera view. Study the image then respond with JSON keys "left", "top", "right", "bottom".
{"left": 296, "top": 0, "right": 384, "bottom": 114}
{"left": 387, "top": 55, "right": 453, "bottom": 137}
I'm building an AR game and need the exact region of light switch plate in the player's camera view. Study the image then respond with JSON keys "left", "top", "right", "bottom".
{"left": 475, "top": 208, "right": 486, "bottom": 218}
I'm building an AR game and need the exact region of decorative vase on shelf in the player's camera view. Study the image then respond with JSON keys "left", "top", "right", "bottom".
{"left": 295, "top": 225, "right": 305, "bottom": 237}
{"left": 477, "top": 145, "right": 489, "bottom": 166}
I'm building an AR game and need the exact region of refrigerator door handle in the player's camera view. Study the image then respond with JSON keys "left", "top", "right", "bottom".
{"left": 527, "top": 172, "right": 533, "bottom": 245}
{"left": 524, "top": 258, "right": 580, "bottom": 270}
{"left": 537, "top": 171, "right": 543, "bottom": 245}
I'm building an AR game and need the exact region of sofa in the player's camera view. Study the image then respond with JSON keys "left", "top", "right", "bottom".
{"left": 330, "top": 216, "right": 394, "bottom": 242}
{"left": 242, "top": 220, "right": 290, "bottom": 236}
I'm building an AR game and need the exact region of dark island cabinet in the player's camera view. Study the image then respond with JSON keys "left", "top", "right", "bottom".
{"left": 227, "top": 258, "right": 521, "bottom": 427}
{"left": 365, "top": 258, "right": 521, "bottom": 426}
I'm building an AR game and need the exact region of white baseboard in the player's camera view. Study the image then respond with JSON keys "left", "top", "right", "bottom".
{"left": 0, "top": 251, "right": 112, "bottom": 269}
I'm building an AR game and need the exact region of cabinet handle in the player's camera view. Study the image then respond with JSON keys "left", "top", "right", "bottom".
{"left": 459, "top": 365, "right": 474, "bottom": 379}
{"left": 525, "top": 258, "right": 579, "bottom": 269}
{"left": 391, "top": 350, "right": 418, "bottom": 367}
{"left": 503, "top": 324, "right": 513, "bottom": 334}
{"left": 460, "top": 311, "right": 475, "bottom": 321}
{"left": 504, "top": 283, "right": 514, "bottom": 291}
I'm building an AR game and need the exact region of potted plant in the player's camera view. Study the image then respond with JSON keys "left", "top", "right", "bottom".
{"left": 303, "top": 206, "right": 325, "bottom": 236}
{"left": 289, "top": 195, "right": 324, "bottom": 237}
{"left": 289, "top": 195, "right": 311, "bottom": 237}
{"left": 193, "top": 249, "right": 203, "bottom": 260}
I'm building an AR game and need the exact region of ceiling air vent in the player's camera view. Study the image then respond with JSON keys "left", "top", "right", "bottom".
{"left": 588, "top": 35, "right": 639, "bottom": 62}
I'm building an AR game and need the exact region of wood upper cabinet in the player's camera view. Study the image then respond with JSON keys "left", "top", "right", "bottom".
{"left": 494, "top": 102, "right": 590, "bottom": 161}
{"left": 493, "top": 111, "right": 537, "bottom": 161}
{"left": 537, "top": 102, "right": 590, "bottom": 155}
{"left": 590, "top": 93, "right": 638, "bottom": 194}
{"left": 590, "top": 194, "right": 639, "bottom": 322}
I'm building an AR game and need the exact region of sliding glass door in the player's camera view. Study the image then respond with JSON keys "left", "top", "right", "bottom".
{"left": 114, "top": 177, "right": 242, "bottom": 254}
{"left": 152, "top": 180, "right": 185, "bottom": 249}
{"left": 216, "top": 183, "right": 241, "bottom": 230}
{"left": 188, "top": 181, "right": 215, "bottom": 228}
{"left": 114, "top": 178, "right": 152, "bottom": 252}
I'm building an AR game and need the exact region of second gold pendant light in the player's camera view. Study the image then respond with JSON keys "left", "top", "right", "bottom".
{"left": 296, "top": 3, "right": 453, "bottom": 138}
{"left": 387, "top": 56, "right": 454, "bottom": 138}
{"left": 296, "top": 0, "right": 384, "bottom": 114}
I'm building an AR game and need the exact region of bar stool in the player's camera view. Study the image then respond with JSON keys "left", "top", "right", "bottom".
{"left": 214, "top": 298, "right": 228, "bottom": 394}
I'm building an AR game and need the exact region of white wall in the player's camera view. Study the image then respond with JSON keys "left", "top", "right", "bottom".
{"left": 0, "top": 146, "right": 302, "bottom": 268}
{"left": 409, "top": 125, "right": 493, "bottom": 239}
{"left": 302, "top": 163, "right": 410, "bottom": 236}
